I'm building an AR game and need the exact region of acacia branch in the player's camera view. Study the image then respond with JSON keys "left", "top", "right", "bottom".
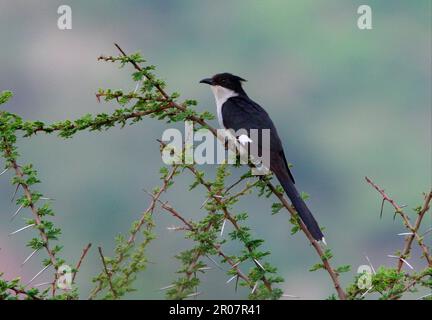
{"left": 6, "top": 287, "right": 42, "bottom": 300}
{"left": 388, "top": 270, "right": 432, "bottom": 300}
{"left": 2, "top": 138, "right": 59, "bottom": 292}
{"left": 97, "top": 246, "right": 117, "bottom": 299}
{"left": 159, "top": 201, "right": 253, "bottom": 287}
{"left": 113, "top": 43, "right": 217, "bottom": 136}
{"left": 22, "top": 104, "right": 175, "bottom": 137}
{"left": 402, "top": 192, "right": 432, "bottom": 268}
{"left": 159, "top": 201, "right": 220, "bottom": 296}
{"left": 365, "top": 177, "right": 432, "bottom": 269}
{"left": 72, "top": 243, "right": 92, "bottom": 283}
{"left": 225, "top": 179, "right": 261, "bottom": 202}
{"left": 183, "top": 164, "right": 274, "bottom": 292}
{"left": 151, "top": 192, "right": 227, "bottom": 297}
{"left": 89, "top": 166, "right": 179, "bottom": 299}
{"left": 128, "top": 166, "right": 179, "bottom": 244}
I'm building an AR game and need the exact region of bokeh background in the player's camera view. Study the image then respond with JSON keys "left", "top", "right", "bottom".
{"left": 0, "top": 0, "right": 430, "bottom": 299}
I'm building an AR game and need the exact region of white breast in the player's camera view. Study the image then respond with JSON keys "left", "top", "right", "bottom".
{"left": 210, "top": 85, "right": 238, "bottom": 128}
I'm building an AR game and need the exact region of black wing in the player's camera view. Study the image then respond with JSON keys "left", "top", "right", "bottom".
{"left": 221, "top": 95, "right": 295, "bottom": 183}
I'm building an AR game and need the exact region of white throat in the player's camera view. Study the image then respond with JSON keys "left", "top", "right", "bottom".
{"left": 210, "top": 85, "right": 238, "bottom": 128}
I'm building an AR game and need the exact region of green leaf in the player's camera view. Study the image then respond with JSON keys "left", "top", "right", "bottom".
{"left": 309, "top": 263, "right": 325, "bottom": 272}
{"left": 335, "top": 265, "right": 351, "bottom": 273}
{"left": 0, "top": 91, "right": 13, "bottom": 104}
{"left": 271, "top": 202, "right": 284, "bottom": 215}
{"left": 300, "top": 191, "right": 310, "bottom": 201}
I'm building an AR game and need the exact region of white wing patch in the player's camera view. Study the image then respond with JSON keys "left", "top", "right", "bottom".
{"left": 238, "top": 134, "right": 252, "bottom": 146}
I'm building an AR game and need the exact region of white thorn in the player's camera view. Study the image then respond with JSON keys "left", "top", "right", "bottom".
{"left": 10, "top": 204, "right": 24, "bottom": 221}
{"left": 26, "top": 264, "right": 51, "bottom": 286}
{"left": 133, "top": 80, "right": 142, "bottom": 94}
{"left": 231, "top": 261, "right": 241, "bottom": 269}
{"left": 364, "top": 254, "right": 376, "bottom": 274}
{"left": 220, "top": 219, "right": 227, "bottom": 237}
{"left": 166, "top": 225, "right": 183, "bottom": 231}
{"left": 34, "top": 281, "right": 52, "bottom": 287}
{"left": 251, "top": 282, "right": 258, "bottom": 294}
{"left": 197, "top": 267, "right": 212, "bottom": 271}
{"left": 226, "top": 275, "right": 237, "bottom": 284}
{"left": 397, "top": 232, "right": 414, "bottom": 236}
{"left": 417, "top": 293, "right": 432, "bottom": 300}
{"left": 21, "top": 249, "right": 39, "bottom": 267}
{"left": 360, "top": 286, "right": 373, "bottom": 298}
{"left": 187, "top": 291, "right": 202, "bottom": 298}
{"left": 0, "top": 168, "right": 9, "bottom": 176}
{"left": 399, "top": 258, "right": 414, "bottom": 270}
{"left": 200, "top": 198, "right": 209, "bottom": 209}
{"left": 206, "top": 255, "right": 225, "bottom": 272}
{"left": 254, "top": 259, "right": 265, "bottom": 271}
{"left": 9, "top": 223, "right": 35, "bottom": 236}
{"left": 387, "top": 255, "right": 414, "bottom": 270}
{"left": 159, "top": 284, "right": 175, "bottom": 291}
{"left": 282, "top": 293, "right": 300, "bottom": 299}
{"left": 320, "top": 237, "right": 327, "bottom": 246}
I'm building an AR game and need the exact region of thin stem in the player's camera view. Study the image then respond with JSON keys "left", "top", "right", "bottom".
{"left": 6, "top": 287, "right": 42, "bottom": 300}
{"left": 2, "top": 138, "right": 59, "bottom": 294}
{"left": 398, "top": 192, "right": 432, "bottom": 269}
{"left": 22, "top": 105, "right": 174, "bottom": 136}
{"left": 97, "top": 246, "right": 117, "bottom": 299}
{"left": 72, "top": 243, "right": 92, "bottom": 283}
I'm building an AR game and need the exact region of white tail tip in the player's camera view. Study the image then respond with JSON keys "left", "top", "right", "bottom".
{"left": 320, "top": 238, "right": 327, "bottom": 246}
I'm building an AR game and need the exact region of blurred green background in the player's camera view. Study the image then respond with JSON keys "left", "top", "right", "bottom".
{"left": 0, "top": 0, "right": 430, "bottom": 299}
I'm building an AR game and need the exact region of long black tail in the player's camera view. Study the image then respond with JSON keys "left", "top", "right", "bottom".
{"left": 274, "top": 170, "right": 325, "bottom": 242}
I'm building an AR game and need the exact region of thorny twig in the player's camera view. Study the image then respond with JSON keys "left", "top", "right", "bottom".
{"left": 2, "top": 137, "right": 59, "bottom": 295}
{"left": 88, "top": 166, "right": 179, "bottom": 299}
{"left": 97, "top": 246, "right": 117, "bottom": 298}
{"left": 365, "top": 177, "right": 432, "bottom": 269}
{"left": 183, "top": 164, "right": 274, "bottom": 292}
{"left": 72, "top": 243, "right": 92, "bottom": 283}
{"left": 159, "top": 201, "right": 253, "bottom": 287}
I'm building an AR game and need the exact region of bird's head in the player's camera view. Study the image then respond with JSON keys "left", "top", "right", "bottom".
{"left": 200, "top": 73, "right": 247, "bottom": 95}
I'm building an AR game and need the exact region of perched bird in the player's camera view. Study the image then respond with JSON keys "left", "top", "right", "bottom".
{"left": 200, "top": 73, "right": 325, "bottom": 243}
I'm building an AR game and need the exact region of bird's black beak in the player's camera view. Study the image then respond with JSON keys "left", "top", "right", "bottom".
{"left": 199, "top": 78, "right": 214, "bottom": 85}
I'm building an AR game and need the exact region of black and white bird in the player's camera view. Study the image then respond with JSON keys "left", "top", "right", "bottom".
{"left": 200, "top": 73, "right": 325, "bottom": 243}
